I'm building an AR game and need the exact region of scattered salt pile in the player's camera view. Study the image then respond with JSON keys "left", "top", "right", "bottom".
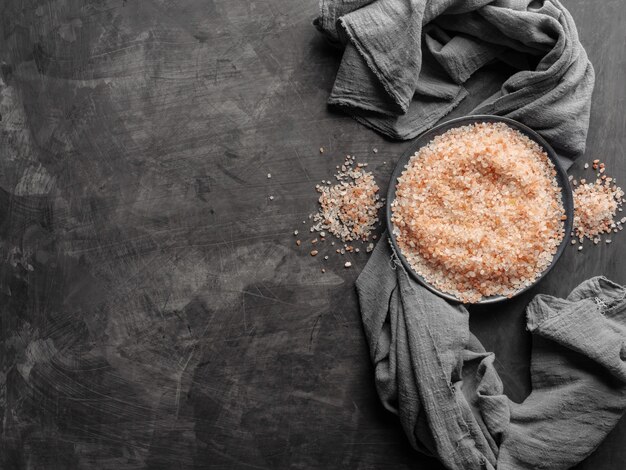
{"left": 311, "top": 155, "right": 383, "bottom": 242}
{"left": 294, "top": 155, "right": 383, "bottom": 271}
{"left": 391, "top": 122, "right": 565, "bottom": 303}
{"left": 572, "top": 159, "right": 624, "bottom": 247}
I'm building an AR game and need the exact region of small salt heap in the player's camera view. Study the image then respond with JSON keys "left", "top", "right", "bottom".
{"left": 573, "top": 159, "right": 624, "bottom": 247}
{"left": 310, "top": 155, "right": 383, "bottom": 242}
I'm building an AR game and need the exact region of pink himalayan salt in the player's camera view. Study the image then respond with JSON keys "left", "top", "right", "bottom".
{"left": 391, "top": 122, "right": 565, "bottom": 303}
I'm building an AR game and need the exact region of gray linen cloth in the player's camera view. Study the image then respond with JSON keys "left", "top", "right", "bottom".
{"left": 315, "top": 0, "right": 595, "bottom": 169}
{"left": 357, "top": 239, "right": 626, "bottom": 470}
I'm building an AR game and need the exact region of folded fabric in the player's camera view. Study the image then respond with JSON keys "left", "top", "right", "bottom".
{"left": 356, "top": 237, "right": 626, "bottom": 470}
{"left": 315, "top": 0, "right": 595, "bottom": 169}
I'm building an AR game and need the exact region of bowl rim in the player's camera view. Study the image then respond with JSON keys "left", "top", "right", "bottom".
{"left": 385, "top": 114, "right": 574, "bottom": 305}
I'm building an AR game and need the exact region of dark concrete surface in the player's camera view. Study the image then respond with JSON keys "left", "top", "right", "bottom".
{"left": 0, "top": 1, "right": 624, "bottom": 469}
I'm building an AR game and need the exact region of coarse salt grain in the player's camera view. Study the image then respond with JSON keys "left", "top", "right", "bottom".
{"left": 391, "top": 122, "right": 565, "bottom": 303}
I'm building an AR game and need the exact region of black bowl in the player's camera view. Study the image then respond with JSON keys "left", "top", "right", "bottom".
{"left": 386, "top": 115, "right": 574, "bottom": 304}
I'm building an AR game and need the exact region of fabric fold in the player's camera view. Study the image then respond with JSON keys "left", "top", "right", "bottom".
{"left": 356, "top": 237, "right": 626, "bottom": 470}
{"left": 316, "top": 0, "right": 595, "bottom": 168}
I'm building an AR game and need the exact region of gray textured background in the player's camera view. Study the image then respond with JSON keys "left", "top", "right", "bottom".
{"left": 0, "top": 1, "right": 624, "bottom": 469}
